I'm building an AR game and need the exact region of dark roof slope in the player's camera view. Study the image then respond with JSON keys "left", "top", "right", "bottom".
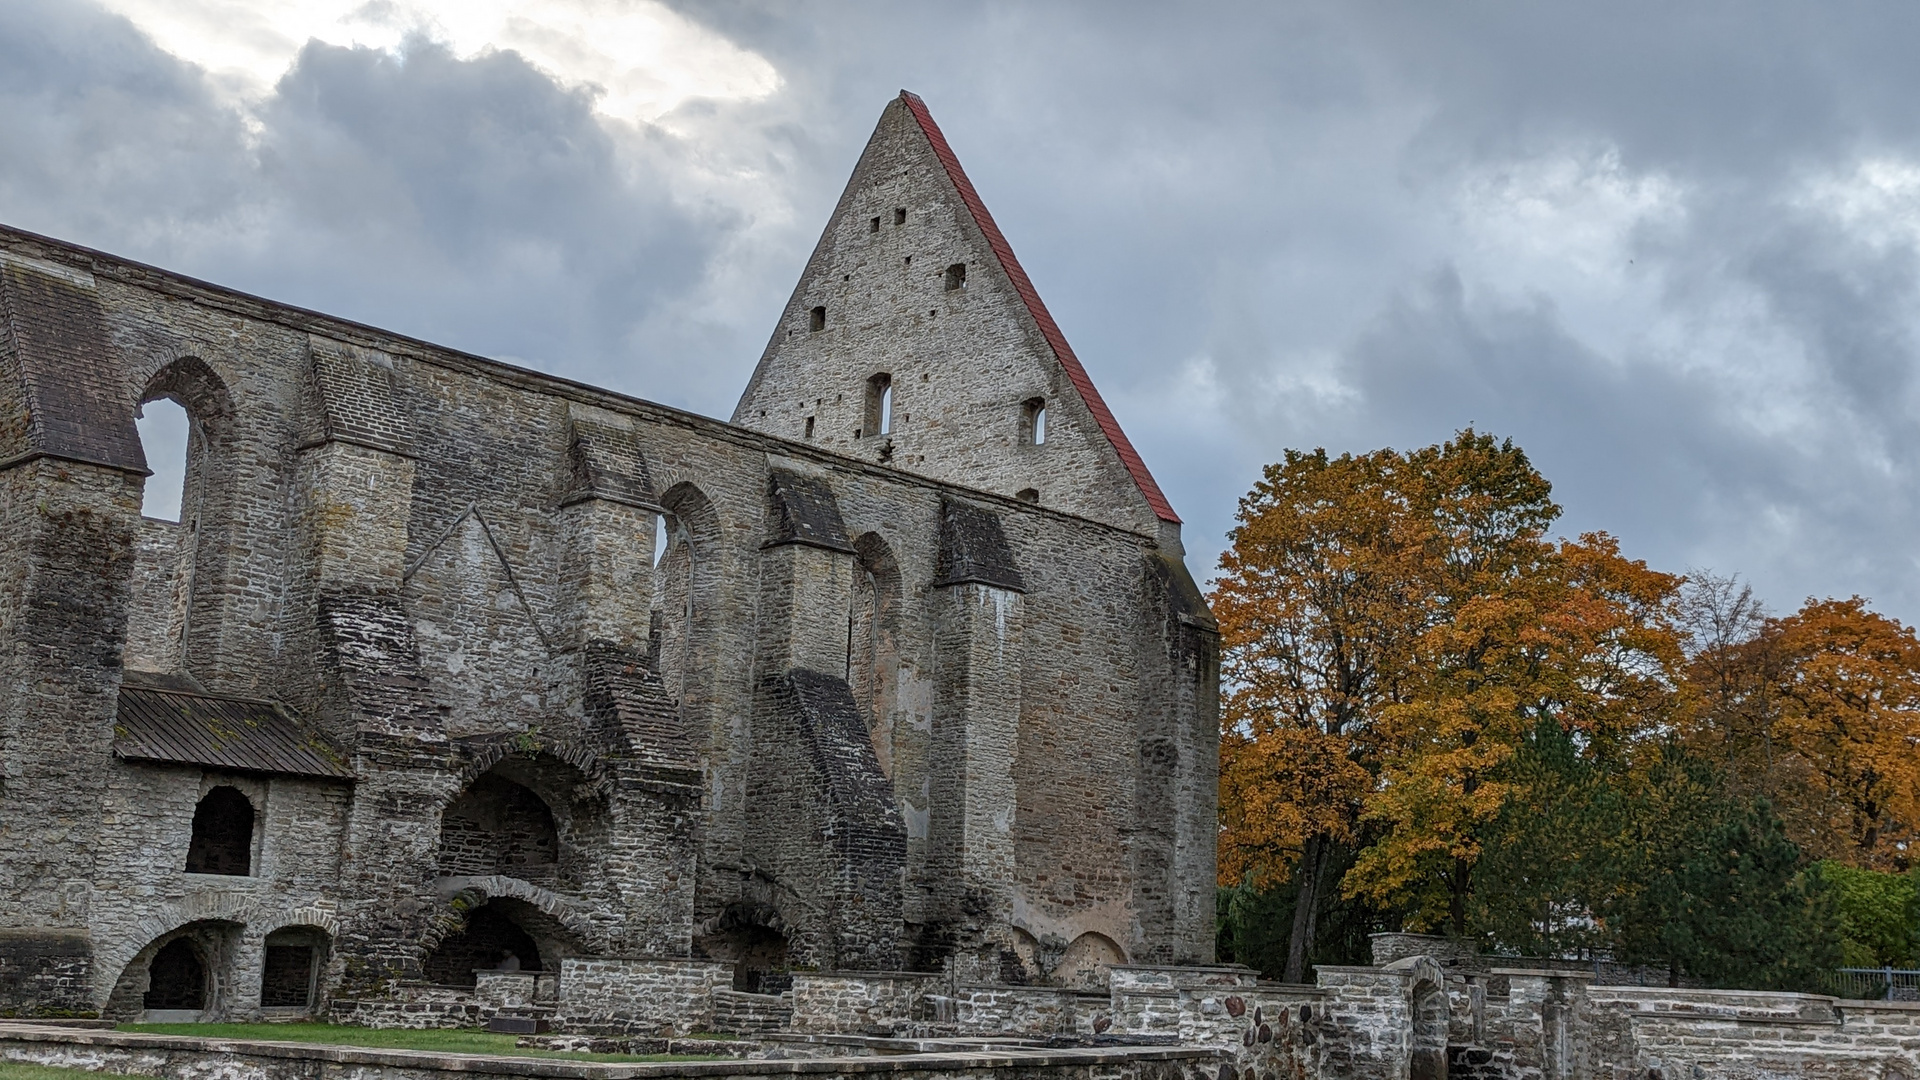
{"left": 114, "top": 675, "right": 353, "bottom": 780}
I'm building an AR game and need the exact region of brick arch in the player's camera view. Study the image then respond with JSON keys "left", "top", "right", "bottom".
{"left": 137, "top": 354, "right": 237, "bottom": 442}
{"left": 427, "top": 875, "right": 606, "bottom": 954}
{"left": 96, "top": 893, "right": 334, "bottom": 1011}
{"left": 448, "top": 736, "right": 613, "bottom": 796}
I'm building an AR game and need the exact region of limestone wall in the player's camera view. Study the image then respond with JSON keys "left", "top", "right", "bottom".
{"left": 0, "top": 196, "right": 1218, "bottom": 1017}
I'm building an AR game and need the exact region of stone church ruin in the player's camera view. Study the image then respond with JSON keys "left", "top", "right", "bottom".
{"left": 0, "top": 91, "right": 1217, "bottom": 1024}
{"left": 3, "top": 92, "right": 1911, "bottom": 1080}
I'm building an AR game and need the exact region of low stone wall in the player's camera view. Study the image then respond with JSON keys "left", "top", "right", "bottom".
{"left": 556, "top": 958, "right": 732, "bottom": 1037}
{"left": 478, "top": 971, "right": 560, "bottom": 1008}
{"left": 789, "top": 973, "right": 945, "bottom": 1035}
{"left": 711, "top": 990, "right": 793, "bottom": 1036}
{"left": 948, "top": 985, "right": 1109, "bottom": 1036}
{"left": 0, "top": 1022, "right": 1218, "bottom": 1080}
{"left": 329, "top": 997, "right": 489, "bottom": 1030}
{"left": 1587, "top": 988, "right": 1920, "bottom": 1080}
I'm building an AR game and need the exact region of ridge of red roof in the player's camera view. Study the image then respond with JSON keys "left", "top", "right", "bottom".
{"left": 898, "top": 91, "right": 1180, "bottom": 525}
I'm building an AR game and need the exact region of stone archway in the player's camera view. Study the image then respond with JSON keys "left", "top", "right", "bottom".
{"left": 1387, "top": 955, "right": 1451, "bottom": 1080}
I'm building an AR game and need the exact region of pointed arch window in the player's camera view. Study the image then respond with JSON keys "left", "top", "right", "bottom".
{"left": 864, "top": 374, "right": 893, "bottom": 437}
{"left": 1022, "top": 397, "right": 1047, "bottom": 446}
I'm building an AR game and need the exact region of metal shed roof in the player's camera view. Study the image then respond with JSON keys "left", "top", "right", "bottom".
{"left": 113, "top": 676, "right": 353, "bottom": 780}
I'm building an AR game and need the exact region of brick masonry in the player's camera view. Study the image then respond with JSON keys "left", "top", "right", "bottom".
{"left": 0, "top": 92, "right": 1219, "bottom": 1024}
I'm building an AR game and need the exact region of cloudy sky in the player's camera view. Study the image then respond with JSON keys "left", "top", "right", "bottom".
{"left": 10, "top": 1, "right": 1920, "bottom": 623}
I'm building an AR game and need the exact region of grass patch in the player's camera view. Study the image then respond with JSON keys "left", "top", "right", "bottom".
{"left": 116, "top": 1022, "right": 721, "bottom": 1063}
{"left": 0, "top": 1064, "right": 101, "bottom": 1079}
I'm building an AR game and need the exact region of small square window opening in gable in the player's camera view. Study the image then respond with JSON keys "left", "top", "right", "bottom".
{"left": 1022, "top": 397, "right": 1048, "bottom": 446}
{"left": 944, "top": 263, "right": 966, "bottom": 291}
{"left": 893, "top": 208, "right": 907, "bottom": 225}
{"left": 809, "top": 306, "right": 827, "bottom": 332}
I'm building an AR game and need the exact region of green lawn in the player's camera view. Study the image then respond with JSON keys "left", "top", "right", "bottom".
{"left": 116, "top": 1022, "right": 722, "bottom": 1063}
{"left": 0, "top": 1064, "right": 100, "bottom": 1079}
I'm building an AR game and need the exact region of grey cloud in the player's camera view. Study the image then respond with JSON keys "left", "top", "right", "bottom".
{"left": 13, "top": 0, "right": 1920, "bottom": 622}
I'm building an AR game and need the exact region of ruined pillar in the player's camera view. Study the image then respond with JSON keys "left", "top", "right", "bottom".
{"left": 746, "top": 462, "right": 906, "bottom": 970}
{"left": 554, "top": 406, "right": 659, "bottom": 653}
{"left": 929, "top": 497, "right": 1025, "bottom": 974}
{"left": 0, "top": 255, "right": 150, "bottom": 1014}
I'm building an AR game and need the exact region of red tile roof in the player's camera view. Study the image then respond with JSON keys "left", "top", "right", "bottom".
{"left": 899, "top": 91, "right": 1181, "bottom": 525}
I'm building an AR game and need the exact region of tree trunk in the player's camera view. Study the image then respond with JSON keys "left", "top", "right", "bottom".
{"left": 1284, "top": 837, "right": 1328, "bottom": 984}
{"left": 1450, "top": 855, "right": 1472, "bottom": 936}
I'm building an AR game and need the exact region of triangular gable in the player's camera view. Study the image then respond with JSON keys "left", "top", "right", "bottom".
{"left": 895, "top": 93, "right": 1178, "bottom": 525}
{"left": 733, "top": 92, "right": 1179, "bottom": 533}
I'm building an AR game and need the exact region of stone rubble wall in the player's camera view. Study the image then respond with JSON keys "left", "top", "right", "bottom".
{"left": 789, "top": 972, "right": 950, "bottom": 1034}
{"left": 553, "top": 957, "right": 731, "bottom": 1037}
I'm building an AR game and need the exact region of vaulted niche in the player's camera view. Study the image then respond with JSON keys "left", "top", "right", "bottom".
{"left": 423, "top": 903, "right": 544, "bottom": 987}
{"left": 185, "top": 785, "right": 254, "bottom": 876}
{"left": 436, "top": 772, "right": 560, "bottom": 884}
{"left": 125, "top": 357, "right": 236, "bottom": 676}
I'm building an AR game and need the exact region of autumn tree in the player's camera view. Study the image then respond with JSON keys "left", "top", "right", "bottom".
{"left": 1761, "top": 598, "right": 1920, "bottom": 868}
{"left": 1342, "top": 437, "right": 1685, "bottom": 934}
{"left": 1214, "top": 446, "right": 1427, "bottom": 981}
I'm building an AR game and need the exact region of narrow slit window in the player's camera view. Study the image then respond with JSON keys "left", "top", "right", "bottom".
{"left": 1022, "top": 397, "right": 1047, "bottom": 446}
{"left": 136, "top": 397, "right": 190, "bottom": 522}
{"left": 864, "top": 374, "right": 893, "bottom": 437}
{"left": 808, "top": 306, "right": 826, "bottom": 332}
{"left": 893, "top": 208, "right": 907, "bottom": 225}
{"left": 944, "top": 263, "right": 966, "bottom": 290}
{"left": 869, "top": 216, "right": 880, "bottom": 233}
{"left": 804, "top": 416, "right": 815, "bottom": 440}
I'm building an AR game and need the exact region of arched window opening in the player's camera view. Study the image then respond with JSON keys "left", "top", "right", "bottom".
{"left": 1016, "top": 488, "right": 1039, "bottom": 504}
{"left": 185, "top": 786, "right": 254, "bottom": 876}
{"left": 135, "top": 397, "right": 190, "bottom": 522}
{"left": 424, "top": 904, "right": 543, "bottom": 987}
{"left": 1022, "top": 398, "right": 1047, "bottom": 446}
{"left": 863, "top": 374, "right": 893, "bottom": 438}
{"left": 260, "top": 928, "right": 322, "bottom": 1009}
{"left": 944, "top": 263, "right": 966, "bottom": 290}
{"left": 143, "top": 939, "right": 206, "bottom": 1010}
{"left": 848, "top": 534, "right": 903, "bottom": 776}
{"left": 808, "top": 306, "right": 826, "bottom": 332}
{"left": 436, "top": 772, "right": 560, "bottom": 883}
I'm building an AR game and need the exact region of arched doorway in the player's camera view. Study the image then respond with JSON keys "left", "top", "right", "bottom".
{"left": 143, "top": 939, "right": 205, "bottom": 1011}
{"left": 695, "top": 903, "right": 792, "bottom": 994}
{"left": 1411, "top": 974, "right": 1449, "bottom": 1080}
{"left": 185, "top": 785, "right": 254, "bottom": 875}
{"left": 424, "top": 903, "right": 544, "bottom": 987}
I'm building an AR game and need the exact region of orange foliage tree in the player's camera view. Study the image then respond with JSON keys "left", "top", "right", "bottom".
{"left": 1214, "top": 445, "right": 1430, "bottom": 980}
{"left": 1756, "top": 599, "right": 1920, "bottom": 868}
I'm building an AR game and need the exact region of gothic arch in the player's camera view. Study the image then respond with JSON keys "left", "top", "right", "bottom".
{"left": 651, "top": 481, "right": 723, "bottom": 724}
{"left": 850, "top": 531, "right": 904, "bottom": 775}
{"left": 130, "top": 355, "right": 239, "bottom": 675}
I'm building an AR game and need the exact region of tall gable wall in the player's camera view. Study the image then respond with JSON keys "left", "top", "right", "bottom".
{"left": 733, "top": 95, "right": 1174, "bottom": 537}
